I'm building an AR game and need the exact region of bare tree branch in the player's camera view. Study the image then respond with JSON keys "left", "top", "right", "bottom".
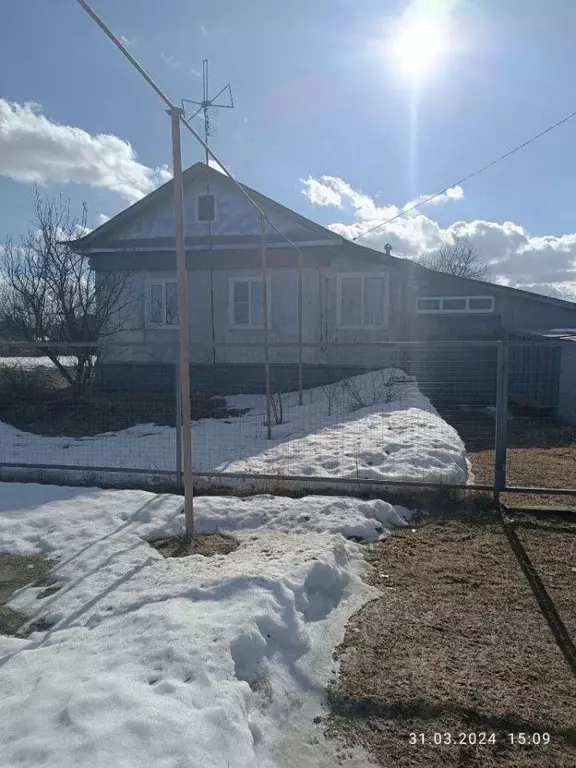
{"left": 0, "top": 190, "right": 136, "bottom": 388}
{"left": 418, "top": 237, "right": 490, "bottom": 281}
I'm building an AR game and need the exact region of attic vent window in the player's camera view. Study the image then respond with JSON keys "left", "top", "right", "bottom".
{"left": 416, "top": 296, "right": 494, "bottom": 314}
{"left": 197, "top": 193, "right": 216, "bottom": 222}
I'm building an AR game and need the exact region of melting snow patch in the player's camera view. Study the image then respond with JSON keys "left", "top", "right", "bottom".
{"left": 0, "top": 367, "right": 469, "bottom": 487}
{"left": 0, "top": 484, "right": 400, "bottom": 767}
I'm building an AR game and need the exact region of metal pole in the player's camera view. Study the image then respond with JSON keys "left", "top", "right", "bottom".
{"left": 494, "top": 340, "right": 509, "bottom": 506}
{"left": 175, "top": 356, "right": 183, "bottom": 489}
{"left": 297, "top": 248, "right": 303, "bottom": 405}
{"left": 169, "top": 108, "right": 195, "bottom": 535}
{"left": 261, "top": 215, "right": 273, "bottom": 440}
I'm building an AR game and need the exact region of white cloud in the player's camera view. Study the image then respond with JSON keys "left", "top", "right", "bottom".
{"left": 96, "top": 213, "right": 111, "bottom": 226}
{"left": 200, "top": 24, "right": 208, "bottom": 36}
{"left": 208, "top": 158, "right": 227, "bottom": 175}
{"left": 303, "top": 174, "right": 576, "bottom": 296}
{"left": 160, "top": 52, "right": 200, "bottom": 77}
{"left": 0, "top": 100, "right": 172, "bottom": 202}
{"left": 119, "top": 35, "right": 136, "bottom": 48}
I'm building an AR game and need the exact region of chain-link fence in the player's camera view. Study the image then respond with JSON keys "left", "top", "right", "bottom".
{"left": 0, "top": 340, "right": 574, "bottom": 502}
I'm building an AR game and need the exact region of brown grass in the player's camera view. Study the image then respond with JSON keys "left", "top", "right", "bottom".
{"left": 150, "top": 533, "right": 239, "bottom": 558}
{"left": 0, "top": 387, "right": 248, "bottom": 437}
{"left": 326, "top": 510, "right": 576, "bottom": 767}
{"left": 440, "top": 408, "right": 576, "bottom": 509}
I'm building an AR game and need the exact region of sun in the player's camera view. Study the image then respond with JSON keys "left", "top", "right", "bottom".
{"left": 391, "top": 12, "right": 451, "bottom": 81}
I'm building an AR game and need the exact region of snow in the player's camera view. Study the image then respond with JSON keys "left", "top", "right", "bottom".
{"left": 0, "top": 483, "right": 409, "bottom": 767}
{"left": 0, "top": 367, "right": 470, "bottom": 486}
{"left": 0, "top": 356, "right": 87, "bottom": 369}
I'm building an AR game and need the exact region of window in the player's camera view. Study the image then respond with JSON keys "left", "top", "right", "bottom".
{"left": 146, "top": 280, "right": 178, "bottom": 327}
{"left": 229, "top": 278, "right": 271, "bottom": 329}
{"left": 197, "top": 193, "right": 216, "bottom": 222}
{"left": 442, "top": 298, "right": 467, "bottom": 311}
{"left": 416, "top": 296, "right": 494, "bottom": 314}
{"left": 338, "top": 274, "right": 387, "bottom": 328}
{"left": 417, "top": 298, "right": 441, "bottom": 312}
{"left": 468, "top": 297, "right": 493, "bottom": 311}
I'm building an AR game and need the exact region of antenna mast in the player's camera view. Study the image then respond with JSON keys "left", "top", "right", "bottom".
{"left": 182, "top": 59, "right": 234, "bottom": 164}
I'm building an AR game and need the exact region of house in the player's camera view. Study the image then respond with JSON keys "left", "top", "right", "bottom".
{"left": 70, "top": 162, "right": 576, "bottom": 418}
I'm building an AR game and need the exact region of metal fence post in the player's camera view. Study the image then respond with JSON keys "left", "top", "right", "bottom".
{"left": 175, "top": 358, "right": 183, "bottom": 490}
{"left": 494, "top": 340, "right": 509, "bottom": 505}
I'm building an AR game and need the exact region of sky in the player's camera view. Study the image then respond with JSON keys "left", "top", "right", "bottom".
{"left": 1, "top": 0, "right": 576, "bottom": 297}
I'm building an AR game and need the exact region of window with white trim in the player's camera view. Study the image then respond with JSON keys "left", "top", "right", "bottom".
{"left": 197, "top": 193, "right": 216, "bottom": 222}
{"left": 416, "top": 295, "right": 494, "bottom": 314}
{"left": 229, "top": 277, "right": 271, "bottom": 329}
{"left": 338, "top": 274, "right": 387, "bottom": 328}
{"left": 146, "top": 280, "right": 178, "bottom": 327}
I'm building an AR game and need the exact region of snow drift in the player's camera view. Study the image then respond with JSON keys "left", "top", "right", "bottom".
{"left": 0, "top": 367, "right": 469, "bottom": 486}
{"left": 0, "top": 484, "right": 408, "bottom": 767}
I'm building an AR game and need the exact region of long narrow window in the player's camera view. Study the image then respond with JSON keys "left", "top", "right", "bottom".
{"left": 416, "top": 296, "right": 494, "bottom": 314}
{"left": 146, "top": 280, "right": 178, "bottom": 327}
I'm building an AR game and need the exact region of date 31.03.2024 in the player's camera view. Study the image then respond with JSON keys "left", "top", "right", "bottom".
{"left": 409, "top": 732, "right": 550, "bottom": 747}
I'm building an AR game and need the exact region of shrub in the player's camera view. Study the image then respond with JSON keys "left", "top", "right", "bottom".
{"left": 0, "top": 364, "right": 56, "bottom": 407}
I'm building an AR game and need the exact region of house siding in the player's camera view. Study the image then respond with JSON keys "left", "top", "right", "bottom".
{"left": 110, "top": 174, "right": 317, "bottom": 241}
{"left": 97, "top": 253, "right": 402, "bottom": 369}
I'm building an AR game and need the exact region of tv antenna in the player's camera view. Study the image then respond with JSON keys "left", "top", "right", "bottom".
{"left": 182, "top": 59, "right": 234, "bottom": 164}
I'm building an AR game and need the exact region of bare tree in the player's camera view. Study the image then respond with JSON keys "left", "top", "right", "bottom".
{"left": 0, "top": 190, "right": 134, "bottom": 388}
{"left": 418, "top": 237, "right": 490, "bottom": 281}
{"left": 546, "top": 285, "right": 576, "bottom": 303}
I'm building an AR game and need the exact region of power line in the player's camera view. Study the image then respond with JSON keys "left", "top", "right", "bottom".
{"left": 353, "top": 106, "right": 576, "bottom": 242}
{"left": 76, "top": 0, "right": 307, "bottom": 260}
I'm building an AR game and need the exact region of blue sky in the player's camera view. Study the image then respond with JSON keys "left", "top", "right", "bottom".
{"left": 1, "top": 0, "right": 576, "bottom": 294}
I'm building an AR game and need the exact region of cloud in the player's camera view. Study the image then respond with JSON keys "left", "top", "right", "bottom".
{"left": 303, "top": 174, "right": 576, "bottom": 296}
{"left": 208, "top": 158, "right": 227, "bottom": 175}
{"left": 0, "top": 100, "right": 172, "bottom": 202}
{"left": 96, "top": 213, "right": 111, "bottom": 226}
{"left": 119, "top": 35, "right": 136, "bottom": 48}
{"left": 160, "top": 52, "right": 200, "bottom": 77}
{"left": 200, "top": 24, "right": 208, "bottom": 36}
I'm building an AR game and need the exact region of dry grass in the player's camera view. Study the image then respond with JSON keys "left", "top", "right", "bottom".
{"left": 0, "top": 387, "right": 248, "bottom": 437}
{"left": 326, "top": 510, "right": 576, "bottom": 767}
{"left": 440, "top": 408, "right": 576, "bottom": 509}
{"left": 150, "top": 533, "right": 239, "bottom": 558}
{"left": 0, "top": 555, "right": 53, "bottom": 636}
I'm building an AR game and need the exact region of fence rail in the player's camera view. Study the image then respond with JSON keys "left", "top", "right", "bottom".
{"left": 0, "top": 339, "right": 574, "bottom": 503}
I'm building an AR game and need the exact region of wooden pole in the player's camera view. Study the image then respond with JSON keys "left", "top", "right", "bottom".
{"left": 169, "top": 108, "right": 194, "bottom": 535}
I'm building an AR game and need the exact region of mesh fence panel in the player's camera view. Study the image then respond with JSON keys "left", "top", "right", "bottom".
{"left": 504, "top": 340, "right": 576, "bottom": 506}
{"left": 0, "top": 344, "right": 178, "bottom": 476}
{"left": 1, "top": 340, "right": 574, "bottom": 498}
{"left": 0, "top": 341, "right": 501, "bottom": 490}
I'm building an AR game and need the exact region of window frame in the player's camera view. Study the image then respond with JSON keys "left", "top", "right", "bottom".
{"left": 145, "top": 278, "right": 179, "bottom": 329}
{"left": 336, "top": 273, "right": 389, "bottom": 330}
{"left": 228, "top": 276, "right": 272, "bottom": 330}
{"left": 196, "top": 192, "right": 218, "bottom": 223}
{"left": 416, "top": 295, "right": 495, "bottom": 314}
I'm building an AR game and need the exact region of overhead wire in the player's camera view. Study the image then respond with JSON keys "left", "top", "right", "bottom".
{"left": 353, "top": 106, "right": 576, "bottom": 242}
{"left": 76, "top": 0, "right": 308, "bottom": 260}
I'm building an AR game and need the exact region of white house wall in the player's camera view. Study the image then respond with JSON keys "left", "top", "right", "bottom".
{"left": 101, "top": 259, "right": 394, "bottom": 370}
{"left": 114, "top": 176, "right": 316, "bottom": 240}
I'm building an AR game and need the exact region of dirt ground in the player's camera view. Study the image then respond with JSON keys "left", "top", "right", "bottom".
{"left": 326, "top": 508, "right": 576, "bottom": 767}
{"left": 0, "top": 555, "right": 52, "bottom": 636}
{"left": 440, "top": 407, "right": 576, "bottom": 509}
{"left": 150, "top": 533, "right": 239, "bottom": 558}
{"left": 0, "top": 387, "right": 247, "bottom": 437}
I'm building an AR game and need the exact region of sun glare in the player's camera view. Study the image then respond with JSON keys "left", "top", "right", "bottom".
{"left": 391, "top": 12, "right": 451, "bottom": 81}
